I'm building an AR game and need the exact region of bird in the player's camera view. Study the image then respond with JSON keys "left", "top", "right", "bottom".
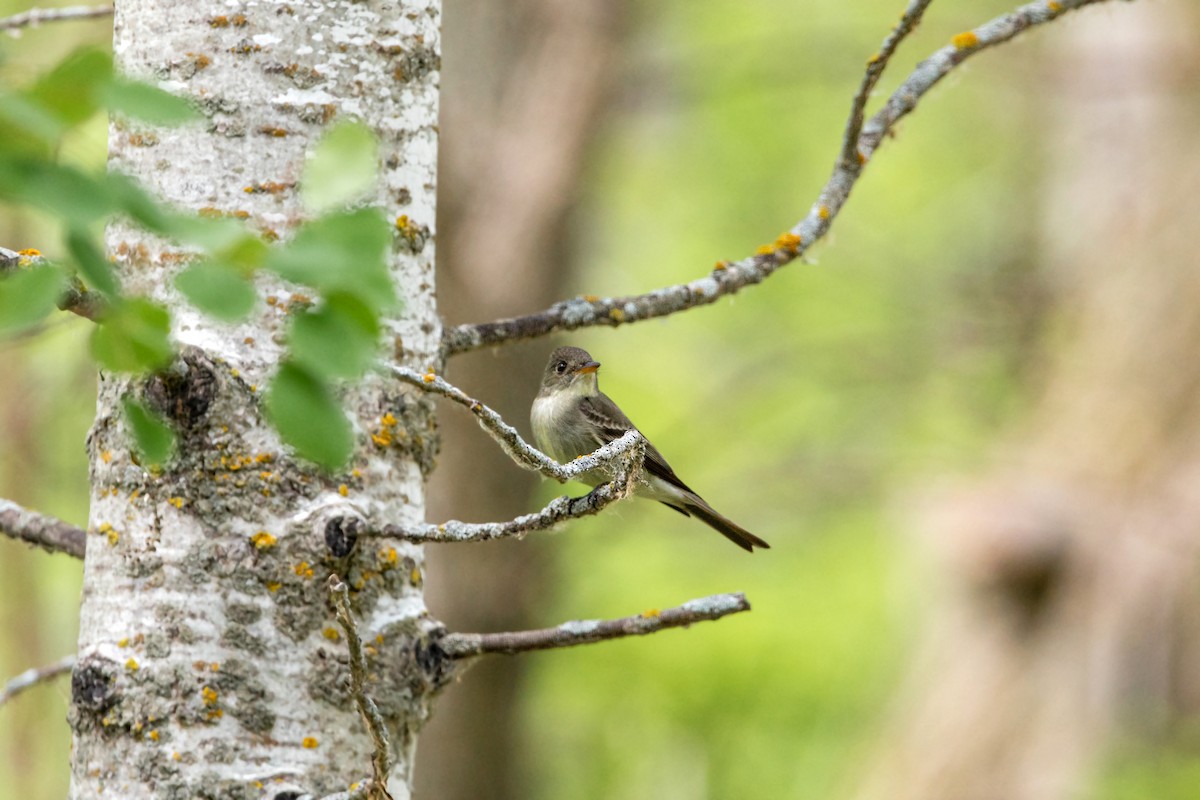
{"left": 530, "top": 345, "right": 769, "bottom": 552}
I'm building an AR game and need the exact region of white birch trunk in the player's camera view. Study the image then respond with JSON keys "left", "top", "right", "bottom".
{"left": 69, "top": 1, "right": 441, "bottom": 797}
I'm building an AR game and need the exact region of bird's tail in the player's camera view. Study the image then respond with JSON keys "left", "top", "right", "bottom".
{"left": 672, "top": 497, "right": 770, "bottom": 552}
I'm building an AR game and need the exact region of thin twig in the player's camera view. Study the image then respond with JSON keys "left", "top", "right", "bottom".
{"left": 386, "top": 364, "right": 645, "bottom": 483}
{"left": 0, "top": 655, "right": 75, "bottom": 708}
{"left": 440, "top": 0, "right": 1119, "bottom": 357}
{"left": 328, "top": 576, "right": 393, "bottom": 797}
{"left": 0, "top": 498, "right": 87, "bottom": 559}
{"left": 0, "top": 4, "right": 112, "bottom": 33}
{"left": 840, "top": 0, "right": 935, "bottom": 169}
{"left": 439, "top": 592, "right": 751, "bottom": 658}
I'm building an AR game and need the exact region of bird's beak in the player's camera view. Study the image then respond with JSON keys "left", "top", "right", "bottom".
{"left": 575, "top": 361, "right": 600, "bottom": 374}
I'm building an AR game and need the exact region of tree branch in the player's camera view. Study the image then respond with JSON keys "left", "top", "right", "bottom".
{"left": 0, "top": 4, "right": 113, "bottom": 33}
{"left": 386, "top": 364, "right": 645, "bottom": 484}
{"left": 372, "top": 436, "right": 644, "bottom": 543}
{"left": 438, "top": 592, "right": 751, "bottom": 658}
{"left": 0, "top": 655, "right": 75, "bottom": 708}
{"left": 840, "top": 0, "right": 935, "bottom": 169}
{"left": 0, "top": 498, "right": 87, "bottom": 559}
{"left": 0, "top": 247, "right": 104, "bottom": 321}
{"left": 328, "top": 576, "right": 393, "bottom": 799}
{"left": 440, "top": 0, "right": 1120, "bottom": 357}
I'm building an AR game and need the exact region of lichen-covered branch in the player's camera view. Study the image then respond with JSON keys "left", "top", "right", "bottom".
{"left": 328, "top": 577, "right": 392, "bottom": 797}
{"left": 0, "top": 247, "right": 104, "bottom": 321}
{"left": 0, "top": 655, "right": 75, "bottom": 708}
{"left": 0, "top": 498, "right": 87, "bottom": 559}
{"left": 0, "top": 3, "right": 112, "bottom": 32}
{"left": 840, "top": 0, "right": 934, "bottom": 169}
{"left": 387, "top": 364, "right": 645, "bottom": 483}
{"left": 438, "top": 592, "right": 751, "bottom": 657}
{"left": 440, "top": 0, "right": 1121, "bottom": 357}
{"left": 374, "top": 435, "right": 645, "bottom": 543}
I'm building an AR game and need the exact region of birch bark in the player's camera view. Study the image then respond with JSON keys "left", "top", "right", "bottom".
{"left": 69, "top": 1, "right": 442, "bottom": 797}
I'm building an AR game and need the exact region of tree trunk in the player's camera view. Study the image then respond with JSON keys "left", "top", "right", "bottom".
{"left": 69, "top": 1, "right": 442, "bottom": 797}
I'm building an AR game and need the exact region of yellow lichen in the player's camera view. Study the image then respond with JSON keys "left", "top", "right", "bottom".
{"left": 125, "top": 658, "right": 139, "bottom": 671}
{"left": 117, "top": 637, "right": 129, "bottom": 648}
{"left": 422, "top": 372, "right": 436, "bottom": 383}
{"left": 267, "top": 582, "right": 282, "bottom": 593}
{"left": 293, "top": 561, "right": 314, "bottom": 579}
{"left": 201, "top": 686, "right": 218, "bottom": 705}
{"left": 608, "top": 308, "right": 625, "bottom": 323}
{"left": 322, "top": 627, "right": 341, "bottom": 642}
{"left": 951, "top": 31, "right": 979, "bottom": 50}
{"left": 302, "top": 737, "right": 319, "bottom": 749}
{"left": 338, "top": 484, "right": 349, "bottom": 497}
{"left": 641, "top": 608, "right": 661, "bottom": 619}
{"left": 168, "top": 497, "right": 184, "bottom": 509}
{"left": 818, "top": 205, "right": 830, "bottom": 220}
{"left": 149, "top": 730, "right": 160, "bottom": 741}
{"left": 101, "top": 450, "right": 113, "bottom": 464}
{"left": 250, "top": 531, "right": 277, "bottom": 550}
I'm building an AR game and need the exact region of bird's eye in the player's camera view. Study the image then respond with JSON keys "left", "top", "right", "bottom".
{"left": 555, "top": 361, "right": 567, "bottom": 374}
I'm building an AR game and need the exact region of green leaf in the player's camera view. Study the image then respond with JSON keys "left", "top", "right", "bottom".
{"left": 66, "top": 228, "right": 119, "bottom": 296}
{"left": 289, "top": 292, "right": 380, "bottom": 379}
{"left": 91, "top": 297, "right": 174, "bottom": 373}
{"left": 165, "top": 213, "right": 255, "bottom": 252}
{"left": 0, "top": 159, "right": 114, "bottom": 226}
{"left": 0, "top": 265, "right": 67, "bottom": 335}
{"left": 28, "top": 48, "right": 111, "bottom": 128}
{"left": 105, "top": 173, "right": 174, "bottom": 233}
{"left": 0, "top": 90, "right": 66, "bottom": 154}
{"left": 102, "top": 79, "right": 199, "bottom": 126}
{"left": 122, "top": 397, "right": 175, "bottom": 466}
{"left": 176, "top": 260, "right": 257, "bottom": 321}
{"left": 263, "top": 208, "right": 395, "bottom": 310}
{"left": 302, "top": 120, "right": 378, "bottom": 213}
{"left": 265, "top": 362, "right": 353, "bottom": 469}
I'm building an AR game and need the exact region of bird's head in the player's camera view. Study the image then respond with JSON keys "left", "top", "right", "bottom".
{"left": 540, "top": 346, "right": 601, "bottom": 395}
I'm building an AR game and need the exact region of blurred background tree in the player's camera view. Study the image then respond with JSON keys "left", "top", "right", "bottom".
{"left": 4, "top": 0, "right": 1199, "bottom": 799}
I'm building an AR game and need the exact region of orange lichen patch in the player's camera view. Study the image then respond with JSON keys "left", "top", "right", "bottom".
{"left": 951, "top": 31, "right": 979, "bottom": 50}
{"left": 1047, "top": 1, "right": 1062, "bottom": 9}
{"left": 101, "top": 450, "right": 113, "bottom": 463}
{"left": 257, "top": 125, "right": 289, "bottom": 137}
{"left": 117, "top": 637, "right": 129, "bottom": 648}
{"left": 302, "top": 737, "right": 319, "bottom": 749}
{"left": 774, "top": 232, "right": 803, "bottom": 254}
{"left": 641, "top": 608, "right": 661, "bottom": 619}
{"left": 713, "top": 260, "right": 729, "bottom": 271}
{"left": 818, "top": 204, "right": 831, "bottom": 220}
{"left": 255, "top": 453, "right": 273, "bottom": 464}
{"left": 127, "top": 132, "right": 159, "bottom": 147}
{"left": 422, "top": 372, "right": 436, "bottom": 383}
{"left": 857, "top": 150, "right": 868, "bottom": 165}
{"left": 582, "top": 294, "right": 600, "bottom": 302}
{"left": 172, "top": 752, "right": 181, "bottom": 762}
{"left": 232, "top": 210, "right": 250, "bottom": 219}
{"left": 242, "top": 180, "right": 292, "bottom": 195}
{"left": 250, "top": 531, "right": 277, "bottom": 551}
{"left": 231, "top": 13, "right": 247, "bottom": 26}
{"left": 755, "top": 244, "right": 776, "bottom": 256}
{"left": 409, "top": 566, "right": 422, "bottom": 586}
{"left": 322, "top": 627, "right": 341, "bottom": 642}
{"left": 197, "top": 207, "right": 224, "bottom": 218}
{"left": 288, "top": 293, "right": 312, "bottom": 307}
{"left": 867, "top": 52, "right": 882, "bottom": 65}
{"left": 380, "top": 547, "right": 398, "bottom": 567}
{"left": 230, "top": 42, "right": 262, "bottom": 55}
{"left": 608, "top": 308, "right": 625, "bottom": 323}
{"left": 168, "top": 497, "right": 184, "bottom": 509}
{"left": 381, "top": 412, "right": 397, "bottom": 428}
{"left": 188, "top": 52, "right": 211, "bottom": 70}
{"left": 201, "top": 686, "right": 218, "bottom": 705}
{"left": 106, "top": 527, "right": 120, "bottom": 546}
{"left": 17, "top": 248, "right": 43, "bottom": 257}
{"left": 371, "top": 430, "right": 393, "bottom": 448}
{"left": 337, "top": 484, "right": 349, "bottom": 497}
{"left": 267, "top": 582, "right": 282, "bottom": 593}
{"left": 209, "top": 15, "right": 229, "bottom": 27}
{"left": 148, "top": 730, "right": 160, "bottom": 741}
{"left": 265, "top": 295, "right": 279, "bottom": 306}
{"left": 125, "top": 658, "right": 140, "bottom": 671}
{"left": 293, "top": 561, "right": 314, "bottom": 579}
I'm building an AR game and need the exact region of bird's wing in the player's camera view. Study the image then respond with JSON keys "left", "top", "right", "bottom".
{"left": 579, "top": 393, "right": 697, "bottom": 496}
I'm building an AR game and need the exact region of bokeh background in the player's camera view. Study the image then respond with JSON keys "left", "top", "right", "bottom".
{"left": 4, "top": 1, "right": 1200, "bottom": 798}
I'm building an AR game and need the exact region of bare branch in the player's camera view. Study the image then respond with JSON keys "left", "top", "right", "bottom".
{"left": 386, "top": 364, "right": 645, "bottom": 484}
{"left": 372, "top": 437, "right": 644, "bottom": 543}
{"left": 440, "top": 0, "right": 1121, "bottom": 357}
{"left": 0, "top": 247, "right": 104, "bottom": 321}
{"left": 327, "top": 576, "right": 394, "bottom": 798}
{"left": 439, "top": 592, "right": 751, "bottom": 658}
{"left": 0, "top": 4, "right": 112, "bottom": 33}
{"left": 840, "top": 0, "right": 935, "bottom": 169}
{"left": 0, "top": 498, "right": 87, "bottom": 559}
{"left": 0, "top": 655, "right": 75, "bottom": 708}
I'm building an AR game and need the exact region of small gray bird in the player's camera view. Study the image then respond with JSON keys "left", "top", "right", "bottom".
{"left": 531, "top": 346, "right": 769, "bottom": 552}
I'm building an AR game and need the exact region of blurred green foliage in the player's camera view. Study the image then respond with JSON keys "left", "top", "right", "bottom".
{"left": 0, "top": 1, "right": 1196, "bottom": 799}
